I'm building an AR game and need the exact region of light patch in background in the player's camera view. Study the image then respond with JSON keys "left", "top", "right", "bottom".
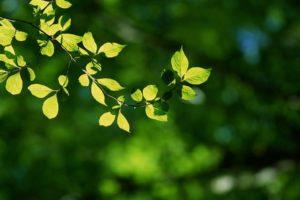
{"left": 189, "top": 88, "right": 206, "bottom": 105}
{"left": 211, "top": 175, "right": 235, "bottom": 194}
{"left": 255, "top": 167, "right": 277, "bottom": 186}
{"left": 2, "top": 0, "right": 18, "bottom": 12}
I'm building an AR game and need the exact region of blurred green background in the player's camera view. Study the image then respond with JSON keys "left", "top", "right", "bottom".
{"left": 1, "top": 0, "right": 300, "bottom": 199}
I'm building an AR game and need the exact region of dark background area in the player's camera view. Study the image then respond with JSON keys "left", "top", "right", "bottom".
{"left": 0, "top": 0, "right": 300, "bottom": 199}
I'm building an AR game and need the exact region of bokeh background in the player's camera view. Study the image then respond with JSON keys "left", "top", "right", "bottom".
{"left": 1, "top": 0, "right": 300, "bottom": 199}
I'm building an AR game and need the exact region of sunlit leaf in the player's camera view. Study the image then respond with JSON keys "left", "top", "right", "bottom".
{"left": 99, "top": 112, "right": 116, "bottom": 127}
{"left": 78, "top": 74, "right": 89, "bottom": 87}
{"left": 28, "top": 84, "right": 53, "bottom": 98}
{"left": 98, "top": 78, "right": 124, "bottom": 91}
{"left": 42, "top": 94, "right": 59, "bottom": 119}
{"left": 183, "top": 67, "right": 211, "bottom": 85}
{"left": 98, "top": 42, "right": 125, "bottom": 58}
{"left": 0, "top": 54, "right": 16, "bottom": 67}
{"left": 171, "top": 47, "right": 189, "bottom": 78}
{"left": 180, "top": 85, "right": 196, "bottom": 101}
{"left": 17, "top": 56, "right": 26, "bottom": 67}
{"left": 145, "top": 104, "right": 168, "bottom": 122}
{"left": 27, "top": 67, "right": 36, "bottom": 81}
{"left": 58, "top": 15, "right": 71, "bottom": 31}
{"left": 29, "top": 0, "right": 49, "bottom": 10}
{"left": 40, "top": 22, "right": 60, "bottom": 36}
{"left": 56, "top": 33, "right": 82, "bottom": 52}
{"left": 143, "top": 85, "right": 158, "bottom": 101}
{"left": 91, "top": 82, "right": 106, "bottom": 106}
{"left": 0, "top": 25, "right": 15, "bottom": 46}
{"left": 82, "top": 32, "right": 97, "bottom": 54}
{"left": 38, "top": 40, "right": 55, "bottom": 57}
{"left": 58, "top": 75, "right": 68, "bottom": 87}
{"left": 15, "top": 31, "right": 28, "bottom": 42}
{"left": 131, "top": 89, "right": 143, "bottom": 102}
{"left": 55, "top": 0, "right": 72, "bottom": 9}
{"left": 117, "top": 111, "right": 130, "bottom": 133}
{"left": 5, "top": 72, "right": 23, "bottom": 95}
{"left": 0, "top": 69, "right": 8, "bottom": 83}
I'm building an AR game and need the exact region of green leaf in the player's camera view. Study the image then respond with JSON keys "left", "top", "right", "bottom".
{"left": 40, "top": 22, "right": 60, "bottom": 36}
{"left": 131, "top": 89, "right": 143, "bottom": 102}
{"left": 56, "top": 34, "right": 82, "bottom": 52}
{"left": 98, "top": 78, "right": 124, "bottom": 91}
{"left": 82, "top": 32, "right": 97, "bottom": 54}
{"left": 4, "top": 45, "right": 15, "bottom": 56}
{"left": 145, "top": 104, "right": 168, "bottom": 122}
{"left": 143, "top": 85, "right": 158, "bottom": 101}
{"left": 78, "top": 74, "right": 89, "bottom": 87}
{"left": 58, "top": 15, "right": 71, "bottom": 31}
{"left": 91, "top": 82, "right": 106, "bottom": 106}
{"left": 15, "top": 31, "right": 28, "bottom": 41}
{"left": 27, "top": 68, "right": 36, "bottom": 81}
{"left": 0, "top": 69, "right": 8, "bottom": 83}
{"left": 161, "top": 69, "right": 175, "bottom": 85}
{"left": 183, "top": 67, "right": 211, "bottom": 85}
{"left": 58, "top": 75, "right": 68, "bottom": 87}
{"left": 98, "top": 43, "right": 125, "bottom": 58}
{"left": 28, "top": 84, "right": 53, "bottom": 98}
{"left": 38, "top": 40, "right": 55, "bottom": 57}
{"left": 0, "top": 24, "right": 15, "bottom": 46}
{"left": 17, "top": 56, "right": 26, "bottom": 67}
{"left": 42, "top": 94, "right": 59, "bottom": 119}
{"left": 117, "top": 111, "right": 130, "bottom": 133}
{"left": 180, "top": 85, "right": 196, "bottom": 101}
{"left": 0, "top": 54, "right": 16, "bottom": 67}
{"left": 55, "top": 0, "right": 72, "bottom": 9}
{"left": 5, "top": 72, "right": 23, "bottom": 95}
{"left": 99, "top": 112, "right": 116, "bottom": 127}
{"left": 171, "top": 47, "right": 189, "bottom": 78}
{"left": 29, "top": 0, "right": 49, "bottom": 10}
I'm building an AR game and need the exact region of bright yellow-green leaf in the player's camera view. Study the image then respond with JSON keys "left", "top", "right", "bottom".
{"left": 27, "top": 68, "right": 36, "bottom": 81}
{"left": 78, "top": 47, "right": 89, "bottom": 56}
{"left": 98, "top": 42, "right": 125, "bottom": 58}
{"left": 58, "top": 15, "right": 71, "bottom": 31}
{"left": 145, "top": 104, "right": 168, "bottom": 122}
{"left": 43, "top": 4, "right": 55, "bottom": 18}
{"left": 131, "top": 89, "right": 143, "bottom": 102}
{"left": 29, "top": 0, "right": 49, "bottom": 10}
{"left": 183, "top": 67, "right": 211, "bottom": 85}
{"left": 91, "top": 82, "right": 106, "bottom": 106}
{"left": 181, "top": 85, "right": 196, "bottom": 101}
{"left": 56, "top": 34, "right": 82, "bottom": 52}
{"left": 5, "top": 72, "right": 23, "bottom": 95}
{"left": 99, "top": 112, "right": 116, "bottom": 127}
{"left": 40, "top": 22, "right": 60, "bottom": 36}
{"left": 98, "top": 78, "right": 124, "bottom": 91}
{"left": 38, "top": 40, "right": 55, "bottom": 57}
{"left": 58, "top": 75, "right": 68, "bottom": 87}
{"left": 17, "top": 56, "right": 26, "bottom": 67}
{"left": 28, "top": 84, "right": 53, "bottom": 98}
{"left": 55, "top": 0, "right": 72, "bottom": 9}
{"left": 143, "top": 85, "right": 158, "bottom": 101}
{"left": 62, "top": 87, "right": 69, "bottom": 96}
{"left": 171, "top": 47, "right": 189, "bottom": 78}
{"left": 78, "top": 74, "right": 89, "bottom": 87}
{"left": 0, "top": 26, "right": 15, "bottom": 46}
{"left": 85, "top": 62, "right": 101, "bottom": 75}
{"left": 42, "top": 94, "right": 59, "bottom": 119}
{"left": 15, "top": 31, "right": 28, "bottom": 41}
{"left": 0, "top": 54, "right": 16, "bottom": 67}
{"left": 117, "top": 111, "right": 130, "bottom": 133}
{"left": 4, "top": 45, "right": 15, "bottom": 56}
{"left": 0, "top": 69, "right": 8, "bottom": 83}
{"left": 82, "top": 32, "right": 97, "bottom": 54}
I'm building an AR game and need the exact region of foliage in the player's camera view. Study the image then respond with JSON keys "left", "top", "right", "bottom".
{"left": 0, "top": 0, "right": 210, "bottom": 133}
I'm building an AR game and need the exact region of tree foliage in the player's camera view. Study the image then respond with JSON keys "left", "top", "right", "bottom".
{"left": 0, "top": 0, "right": 210, "bottom": 133}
